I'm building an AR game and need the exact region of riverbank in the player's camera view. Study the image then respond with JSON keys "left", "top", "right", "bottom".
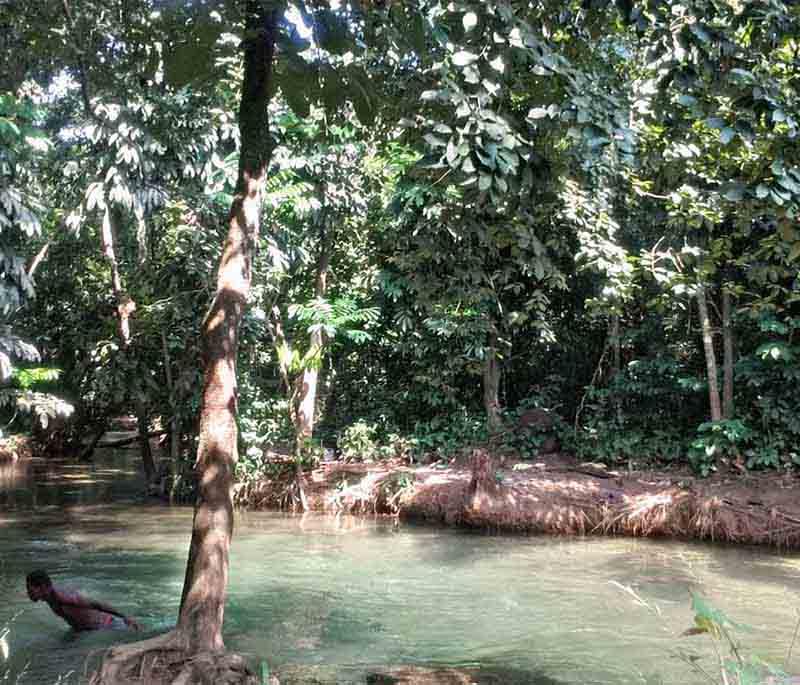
{"left": 234, "top": 449, "right": 800, "bottom": 548}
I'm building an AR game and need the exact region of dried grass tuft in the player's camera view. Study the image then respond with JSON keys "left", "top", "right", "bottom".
{"left": 235, "top": 456, "right": 800, "bottom": 548}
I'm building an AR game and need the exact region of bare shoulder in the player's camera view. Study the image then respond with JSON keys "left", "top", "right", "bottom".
{"left": 53, "top": 586, "right": 85, "bottom": 604}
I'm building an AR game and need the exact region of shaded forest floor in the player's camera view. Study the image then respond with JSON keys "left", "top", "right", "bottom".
{"left": 235, "top": 449, "right": 800, "bottom": 549}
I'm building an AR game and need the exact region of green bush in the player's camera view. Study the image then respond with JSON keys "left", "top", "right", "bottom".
{"left": 573, "top": 357, "right": 702, "bottom": 467}
{"left": 338, "top": 420, "right": 380, "bottom": 461}
{"left": 688, "top": 419, "right": 753, "bottom": 476}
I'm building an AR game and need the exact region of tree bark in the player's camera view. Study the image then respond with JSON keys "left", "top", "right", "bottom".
{"left": 294, "top": 214, "right": 330, "bottom": 446}
{"left": 101, "top": 207, "right": 136, "bottom": 346}
{"left": 176, "top": 3, "right": 277, "bottom": 654}
{"left": 609, "top": 314, "right": 621, "bottom": 378}
{"left": 135, "top": 403, "right": 155, "bottom": 480}
{"left": 101, "top": 207, "right": 156, "bottom": 480}
{"left": 697, "top": 283, "right": 722, "bottom": 422}
{"left": 483, "top": 330, "right": 503, "bottom": 432}
{"left": 161, "top": 331, "right": 181, "bottom": 462}
{"left": 722, "top": 287, "right": 735, "bottom": 420}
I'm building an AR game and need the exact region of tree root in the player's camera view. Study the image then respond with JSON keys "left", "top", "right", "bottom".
{"left": 87, "top": 631, "right": 267, "bottom": 685}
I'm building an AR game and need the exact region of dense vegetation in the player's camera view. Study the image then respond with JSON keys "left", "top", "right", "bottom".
{"left": 2, "top": 0, "right": 799, "bottom": 679}
{"left": 3, "top": 0, "right": 798, "bottom": 483}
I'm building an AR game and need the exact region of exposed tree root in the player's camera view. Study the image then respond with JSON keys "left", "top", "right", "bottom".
{"left": 87, "top": 631, "right": 265, "bottom": 685}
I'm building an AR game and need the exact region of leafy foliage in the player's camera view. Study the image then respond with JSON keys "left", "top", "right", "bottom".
{"left": 0, "top": 0, "right": 799, "bottom": 486}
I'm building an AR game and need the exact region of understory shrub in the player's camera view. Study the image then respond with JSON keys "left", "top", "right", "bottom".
{"left": 736, "top": 336, "right": 800, "bottom": 471}
{"left": 688, "top": 419, "right": 753, "bottom": 477}
{"left": 338, "top": 420, "right": 380, "bottom": 461}
{"left": 572, "top": 357, "right": 700, "bottom": 466}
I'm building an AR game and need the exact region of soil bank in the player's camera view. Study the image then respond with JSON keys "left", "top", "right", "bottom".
{"left": 235, "top": 450, "right": 800, "bottom": 549}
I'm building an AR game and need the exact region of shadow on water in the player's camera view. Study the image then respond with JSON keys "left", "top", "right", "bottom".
{"left": 595, "top": 536, "right": 800, "bottom": 599}
{"left": 0, "top": 452, "right": 145, "bottom": 511}
{"left": 273, "top": 663, "right": 571, "bottom": 685}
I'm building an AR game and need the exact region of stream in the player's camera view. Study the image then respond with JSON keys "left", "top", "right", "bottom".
{"left": 2, "top": 449, "right": 800, "bottom": 684}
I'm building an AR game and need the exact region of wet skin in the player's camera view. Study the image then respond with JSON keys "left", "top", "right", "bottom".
{"left": 27, "top": 580, "right": 141, "bottom": 632}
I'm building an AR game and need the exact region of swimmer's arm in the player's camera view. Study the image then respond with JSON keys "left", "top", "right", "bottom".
{"left": 54, "top": 589, "right": 141, "bottom": 630}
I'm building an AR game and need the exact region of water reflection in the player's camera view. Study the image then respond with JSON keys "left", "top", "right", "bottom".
{"left": 1, "top": 454, "right": 800, "bottom": 684}
{"left": 0, "top": 453, "right": 140, "bottom": 511}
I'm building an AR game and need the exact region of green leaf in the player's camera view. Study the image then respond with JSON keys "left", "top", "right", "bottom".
{"left": 164, "top": 21, "right": 222, "bottom": 89}
{"left": 314, "top": 9, "right": 351, "bottom": 55}
{"left": 756, "top": 342, "right": 794, "bottom": 362}
{"left": 0, "top": 117, "right": 21, "bottom": 138}
{"left": 349, "top": 71, "right": 375, "bottom": 125}
{"left": 452, "top": 51, "right": 479, "bottom": 67}
{"left": 410, "top": 11, "right": 426, "bottom": 53}
{"left": 776, "top": 174, "right": 800, "bottom": 195}
{"left": 463, "top": 11, "right": 478, "bottom": 32}
{"left": 489, "top": 55, "right": 505, "bottom": 73}
{"left": 478, "top": 173, "right": 492, "bottom": 191}
{"left": 464, "top": 65, "right": 481, "bottom": 84}
{"left": 721, "top": 184, "right": 745, "bottom": 202}
{"left": 85, "top": 182, "right": 105, "bottom": 211}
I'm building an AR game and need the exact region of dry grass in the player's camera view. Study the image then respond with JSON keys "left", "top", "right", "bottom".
{"left": 236, "top": 450, "right": 800, "bottom": 549}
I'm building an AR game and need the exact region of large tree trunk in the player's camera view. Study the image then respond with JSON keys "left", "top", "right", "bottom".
{"left": 176, "top": 3, "right": 276, "bottom": 653}
{"left": 483, "top": 330, "right": 503, "bottom": 432}
{"left": 697, "top": 283, "right": 722, "bottom": 422}
{"left": 722, "top": 287, "right": 735, "bottom": 420}
{"left": 294, "top": 218, "right": 330, "bottom": 445}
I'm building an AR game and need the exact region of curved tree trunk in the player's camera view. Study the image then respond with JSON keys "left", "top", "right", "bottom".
{"left": 175, "top": 2, "right": 277, "bottom": 654}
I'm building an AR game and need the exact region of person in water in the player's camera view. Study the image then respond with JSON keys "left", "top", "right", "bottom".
{"left": 26, "top": 570, "right": 141, "bottom": 631}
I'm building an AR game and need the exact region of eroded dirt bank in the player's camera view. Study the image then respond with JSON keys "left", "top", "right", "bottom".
{"left": 235, "top": 450, "right": 800, "bottom": 548}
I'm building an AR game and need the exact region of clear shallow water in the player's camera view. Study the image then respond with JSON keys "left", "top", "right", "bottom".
{"left": 2, "top": 453, "right": 800, "bottom": 684}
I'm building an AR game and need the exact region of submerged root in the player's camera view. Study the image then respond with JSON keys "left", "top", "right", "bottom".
{"left": 87, "top": 631, "right": 265, "bottom": 685}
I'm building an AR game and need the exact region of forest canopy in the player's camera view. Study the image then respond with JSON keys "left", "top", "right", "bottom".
{"left": 1, "top": 0, "right": 799, "bottom": 482}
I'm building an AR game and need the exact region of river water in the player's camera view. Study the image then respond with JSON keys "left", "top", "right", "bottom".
{"left": 2, "top": 451, "right": 800, "bottom": 684}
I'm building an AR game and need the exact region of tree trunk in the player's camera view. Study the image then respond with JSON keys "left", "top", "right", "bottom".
{"left": 697, "top": 283, "right": 722, "bottom": 422}
{"left": 609, "top": 314, "right": 621, "bottom": 377}
{"left": 101, "top": 207, "right": 155, "bottom": 479}
{"left": 176, "top": 3, "right": 276, "bottom": 654}
{"left": 101, "top": 207, "right": 136, "bottom": 345}
{"left": 722, "top": 288, "right": 735, "bottom": 420}
{"left": 161, "top": 331, "right": 181, "bottom": 462}
{"left": 483, "top": 330, "right": 503, "bottom": 432}
{"left": 135, "top": 402, "right": 155, "bottom": 481}
{"left": 294, "top": 217, "right": 330, "bottom": 446}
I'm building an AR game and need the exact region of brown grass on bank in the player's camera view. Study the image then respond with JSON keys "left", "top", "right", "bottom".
{"left": 0, "top": 435, "right": 33, "bottom": 463}
{"left": 235, "top": 450, "right": 800, "bottom": 549}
